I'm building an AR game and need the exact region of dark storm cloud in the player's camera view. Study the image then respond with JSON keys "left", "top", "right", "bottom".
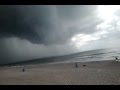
{"left": 0, "top": 5, "right": 99, "bottom": 45}
{"left": 0, "top": 5, "right": 45, "bottom": 44}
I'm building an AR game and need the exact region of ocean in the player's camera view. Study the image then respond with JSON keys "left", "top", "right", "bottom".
{"left": 49, "top": 47, "right": 120, "bottom": 64}
{"left": 2, "top": 47, "right": 120, "bottom": 66}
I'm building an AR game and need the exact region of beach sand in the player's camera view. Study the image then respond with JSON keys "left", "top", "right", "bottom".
{"left": 0, "top": 60, "right": 120, "bottom": 85}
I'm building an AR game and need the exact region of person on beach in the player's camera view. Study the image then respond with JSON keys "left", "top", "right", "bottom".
{"left": 75, "top": 63, "right": 78, "bottom": 68}
{"left": 22, "top": 68, "right": 25, "bottom": 72}
{"left": 115, "top": 56, "right": 119, "bottom": 62}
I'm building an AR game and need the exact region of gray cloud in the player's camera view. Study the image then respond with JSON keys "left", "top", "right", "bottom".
{"left": 1, "top": 5, "right": 120, "bottom": 64}
{"left": 0, "top": 5, "right": 100, "bottom": 45}
{"left": 0, "top": 37, "right": 78, "bottom": 64}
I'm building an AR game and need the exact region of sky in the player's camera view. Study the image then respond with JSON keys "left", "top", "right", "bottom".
{"left": 0, "top": 5, "right": 120, "bottom": 64}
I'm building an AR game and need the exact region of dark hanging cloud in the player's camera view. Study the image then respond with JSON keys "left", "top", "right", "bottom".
{"left": 0, "top": 5, "right": 45, "bottom": 44}
{"left": 0, "top": 5, "right": 100, "bottom": 45}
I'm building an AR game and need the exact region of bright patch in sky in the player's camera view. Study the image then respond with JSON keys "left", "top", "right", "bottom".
{"left": 71, "top": 5, "right": 120, "bottom": 49}
{"left": 71, "top": 34, "right": 101, "bottom": 48}
{"left": 97, "top": 5, "right": 120, "bottom": 32}
{"left": 71, "top": 30, "right": 108, "bottom": 49}
{"left": 98, "top": 5, "right": 120, "bottom": 23}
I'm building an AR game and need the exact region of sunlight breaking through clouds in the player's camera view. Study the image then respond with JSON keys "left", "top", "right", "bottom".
{"left": 71, "top": 32, "right": 107, "bottom": 49}
{"left": 98, "top": 5, "right": 120, "bottom": 23}
{"left": 71, "top": 33, "right": 101, "bottom": 49}
{"left": 71, "top": 5, "right": 120, "bottom": 49}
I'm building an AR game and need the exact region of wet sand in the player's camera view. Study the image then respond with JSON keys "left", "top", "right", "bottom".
{"left": 0, "top": 60, "right": 120, "bottom": 85}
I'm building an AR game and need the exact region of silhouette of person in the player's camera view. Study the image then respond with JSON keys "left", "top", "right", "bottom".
{"left": 115, "top": 56, "right": 119, "bottom": 62}
{"left": 75, "top": 63, "right": 78, "bottom": 68}
{"left": 115, "top": 56, "right": 118, "bottom": 60}
{"left": 22, "top": 68, "right": 25, "bottom": 72}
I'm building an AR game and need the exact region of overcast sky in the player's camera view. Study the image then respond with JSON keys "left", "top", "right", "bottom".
{"left": 0, "top": 5, "right": 120, "bottom": 64}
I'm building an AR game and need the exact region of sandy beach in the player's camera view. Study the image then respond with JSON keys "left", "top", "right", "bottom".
{"left": 0, "top": 60, "right": 120, "bottom": 85}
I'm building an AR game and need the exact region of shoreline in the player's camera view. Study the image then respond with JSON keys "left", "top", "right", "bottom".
{"left": 0, "top": 59, "right": 115, "bottom": 67}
